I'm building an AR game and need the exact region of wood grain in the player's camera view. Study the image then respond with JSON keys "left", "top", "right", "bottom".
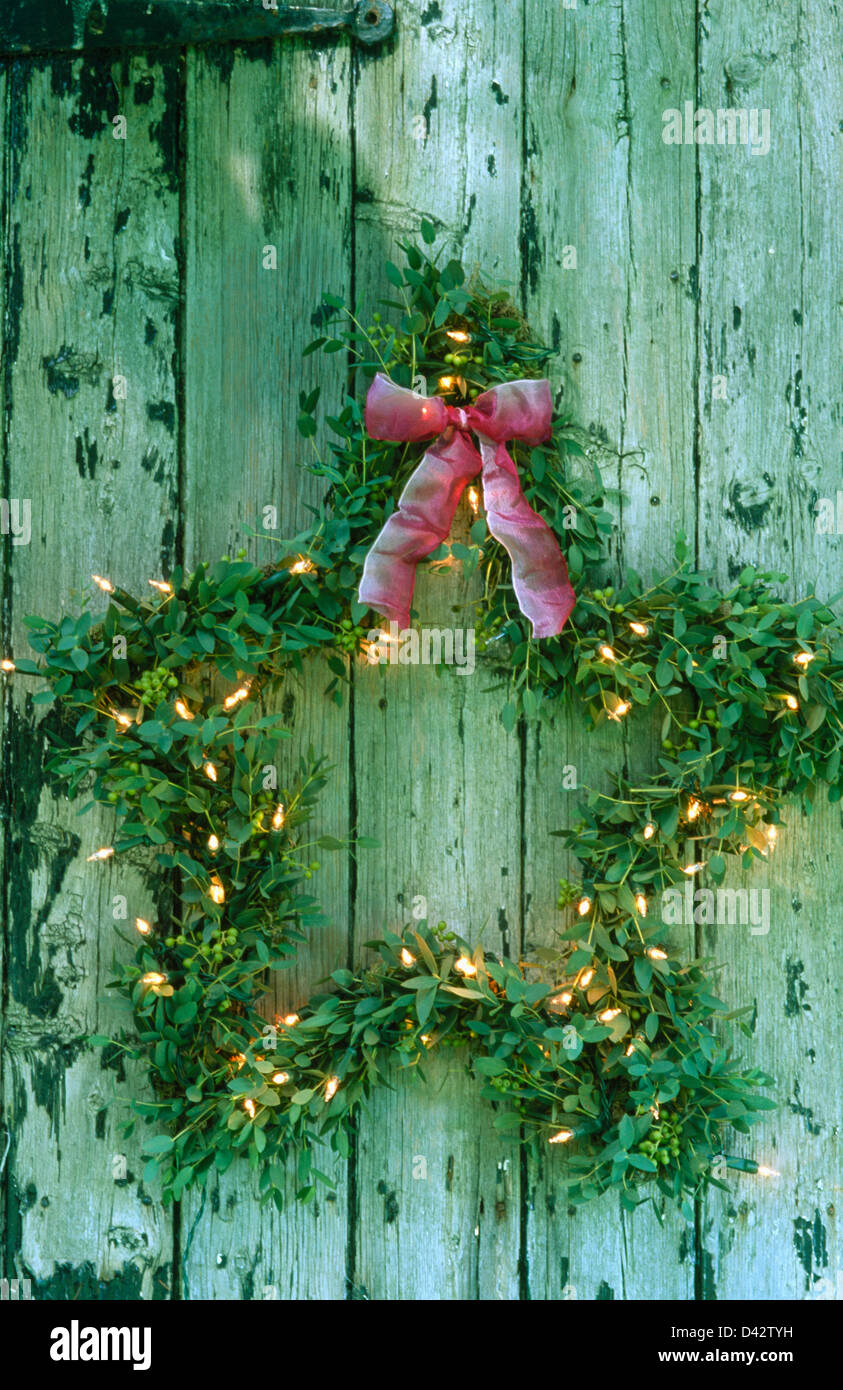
{"left": 179, "top": 25, "right": 353, "bottom": 1300}
{"left": 1, "top": 0, "right": 841, "bottom": 1301}
{"left": 696, "top": 0, "right": 843, "bottom": 1301}
{"left": 2, "top": 53, "right": 179, "bottom": 1298}
{"left": 350, "top": 0, "right": 526, "bottom": 1300}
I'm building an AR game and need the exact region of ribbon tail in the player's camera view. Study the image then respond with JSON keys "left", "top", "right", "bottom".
{"left": 358, "top": 432, "right": 481, "bottom": 628}
{"left": 479, "top": 438, "right": 576, "bottom": 639}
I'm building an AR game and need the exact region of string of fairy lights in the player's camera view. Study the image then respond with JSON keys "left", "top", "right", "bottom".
{"left": 1, "top": 557, "right": 804, "bottom": 1182}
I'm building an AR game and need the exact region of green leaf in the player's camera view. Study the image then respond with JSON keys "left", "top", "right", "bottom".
{"left": 142, "top": 1134, "right": 175, "bottom": 1155}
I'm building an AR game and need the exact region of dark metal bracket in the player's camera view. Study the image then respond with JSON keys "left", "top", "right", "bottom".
{"left": 0, "top": 1, "right": 395, "bottom": 56}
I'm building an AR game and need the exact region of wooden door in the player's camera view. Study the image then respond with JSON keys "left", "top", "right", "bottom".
{"left": 1, "top": 0, "right": 840, "bottom": 1301}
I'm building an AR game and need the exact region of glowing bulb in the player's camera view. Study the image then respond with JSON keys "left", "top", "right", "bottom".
{"left": 682, "top": 862, "right": 705, "bottom": 875}
{"left": 794, "top": 652, "right": 814, "bottom": 667}
{"left": 446, "top": 329, "right": 471, "bottom": 343}
{"left": 1, "top": 658, "right": 15, "bottom": 672}
{"left": 598, "top": 645, "right": 616, "bottom": 662}
{"left": 455, "top": 957, "right": 477, "bottom": 976}
{"left": 756, "top": 1165, "right": 780, "bottom": 1178}
{"left": 625, "top": 1043, "right": 636, "bottom": 1056}
{"left": 244, "top": 1099, "right": 256, "bottom": 1119}
{"left": 786, "top": 694, "right": 799, "bottom": 710}
{"left": 635, "top": 894, "right": 647, "bottom": 916}
{"left": 204, "top": 762, "right": 217, "bottom": 782}
{"left": 148, "top": 579, "right": 173, "bottom": 595}
{"left": 643, "top": 823, "right": 655, "bottom": 840}
{"left": 113, "top": 710, "right": 132, "bottom": 728}
{"left": 609, "top": 699, "right": 631, "bottom": 720}
{"left": 207, "top": 833, "right": 219, "bottom": 852}
{"left": 87, "top": 846, "right": 114, "bottom": 862}
{"left": 647, "top": 946, "right": 668, "bottom": 961}
{"left": 290, "top": 556, "right": 315, "bottom": 575}
{"left": 282, "top": 1013, "right": 300, "bottom": 1027}
{"left": 439, "top": 376, "right": 456, "bottom": 390}
{"left": 651, "top": 1104, "right": 660, "bottom": 1121}
{"left": 420, "top": 1033, "right": 431, "bottom": 1046}
{"left": 577, "top": 897, "right": 591, "bottom": 916}
{"left": 209, "top": 877, "right": 225, "bottom": 904}
{"left": 629, "top": 621, "right": 649, "bottom": 637}
{"left": 92, "top": 574, "right": 114, "bottom": 593}
{"left": 765, "top": 824, "right": 778, "bottom": 850}
{"left": 135, "top": 917, "right": 152, "bottom": 936}
{"left": 729, "top": 789, "right": 749, "bottom": 802}
{"left": 467, "top": 487, "right": 480, "bottom": 514}
{"left": 578, "top": 968, "right": 595, "bottom": 989}
{"left": 549, "top": 1128, "right": 574, "bottom": 1144}
{"left": 400, "top": 948, "right": 415, "bottom": 967}
{"left": 224, "top": 685, "right": 250, "bottom": 710}
{"left": 174, "top": 699, "right": 193, "bottom": 721}
{"left": 552, "top": 990, "right": 573, "bottom": 1008}
{"left": 598, "top": 1007, "right": 621, "bottom": 1022}
{"left": 687, "top": 798, "right": 703, "bottom": 821}
{"left": 271, "top": 803, "right": 285, "bottom": 831}
{"left": 325, "top": 1076, "right": 340, "bottom": 1101}
{"left": 141, "top": 972, "right": 166, "bottom": 987}
{"left": 272, "top": 1071, "right": 289, "bottom": 1085}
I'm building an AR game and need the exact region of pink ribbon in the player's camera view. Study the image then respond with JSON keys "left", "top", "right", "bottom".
{"left": 357, "top": 374, "right": 576, "bottom": 639}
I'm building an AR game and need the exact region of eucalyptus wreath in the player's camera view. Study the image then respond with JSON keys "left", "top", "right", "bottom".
{"left": 13, "top": 225, "right": 841, "bottom": 1212}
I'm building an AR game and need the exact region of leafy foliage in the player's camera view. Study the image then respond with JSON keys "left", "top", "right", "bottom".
{"left": 18, "top": 232, "right": 840, "bottom": 1211}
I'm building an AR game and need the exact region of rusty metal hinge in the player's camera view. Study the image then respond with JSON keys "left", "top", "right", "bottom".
{"left": 0, "top": 1, "right": 395, "bottom": 57}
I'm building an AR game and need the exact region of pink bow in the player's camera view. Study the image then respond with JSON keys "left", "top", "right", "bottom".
{"left": 357, "top": 374, "right": 576, "bottom": 638}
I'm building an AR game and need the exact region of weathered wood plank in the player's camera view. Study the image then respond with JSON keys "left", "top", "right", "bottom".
{"left": 697, "top": 0, "right": 843, "bottom": 1300}
{"left": 521, "top": 0, "right": 696, "bottom": 1299}
{"left": 180, "top": 29, "right": 353, "bottom": 1300}
{"left": 2, "top": 54, "right": 179, "bottom": 1298}
{"left": 351, "top": 0, "right": 526, "bottom": 1299}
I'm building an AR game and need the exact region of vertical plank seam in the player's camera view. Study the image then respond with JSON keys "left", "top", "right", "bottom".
{"left": 344, "top": 34, "right": 360, "bottom": 1301}
{"left": 516, "top": 0, "right": 531, "bottom": 1302}
{"left": 616, "top": 0, "right": 633, "bottom": 586}
{"left": 0, "top": 53, "right": 12, "bottom": 1283}
{"left": 171, "top": 41, "right": 190, "bottom": 1301}
{"left": 692, "top": 0, "right": 705, "bottom": 1303}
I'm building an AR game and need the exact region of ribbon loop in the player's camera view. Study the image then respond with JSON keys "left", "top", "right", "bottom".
{"left": 358, "top": 373, "right": 575, "bottom": 639}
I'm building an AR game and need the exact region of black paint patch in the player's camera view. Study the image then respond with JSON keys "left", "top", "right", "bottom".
{"left": 78, "top": 152, "right": 95, "bottom": 208}
{"left": 724, "top": 478, "right": 774, "bottom": 534}
{"left": 784, "top": 957, "right": 810, "bottom": 1017}
{"left": 144, "top": 318, "right": 158, "bottom": 345}
{"left": 699, "top": 1246, "right": 717, "bottom": 1300}
{"left": 788, "top": 1077, "right": 821, "bottom": 1135}
{"left": 793, "top": 1210, "right": 828, "bottom": 1287}
{"left": 148, "top": 59, "right": 182, "bottom": 195}
{"left": 596, "top": 1280, "right": 614, "bottom": 1299}
{"left": 376, "top": 1178, "right": 399, "bottom": 1223}
{"left": 66, "top": 56, "right": 119, "bottom": 140}
{"left": 141, "top": 445, "right": 167, "bottom": 485}
{"left": 520, "top": 189, "right": 541, "bottom": 296}
{"left": 75, "top": 428, "right": 97, "bottom": 479}
{"left": 491, "top": 81, "right": 510, "bottom": 105}
{"left": 732, "top": 304, "right": 741, "bottom": 330}
{"left": 18, "top": 1259, "right": 166, "bottom": 1300}
{"left": 487, "top": 153, "right": 497, "bottom": 178}
{"left": 43, "top": 346, "right": 101, "bottom": 398}
{"left": 423, "top": 76, "right": 438, "bottom": 135}
{"left": 421, "top": 1, "right": 442, "bottom": 23}
{"left": 115, "top": 207, "right": 131, "bottom": 234}
{"left": 146, "top": 399, "right": 176, "bottom": 434}
{"left": 134, "top": 73, "right": 155, "bottom": 106}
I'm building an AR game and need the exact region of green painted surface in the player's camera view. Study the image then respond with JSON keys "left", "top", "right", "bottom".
{"left": 1, "top": 0, "right": 840, "bottom": 1300}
